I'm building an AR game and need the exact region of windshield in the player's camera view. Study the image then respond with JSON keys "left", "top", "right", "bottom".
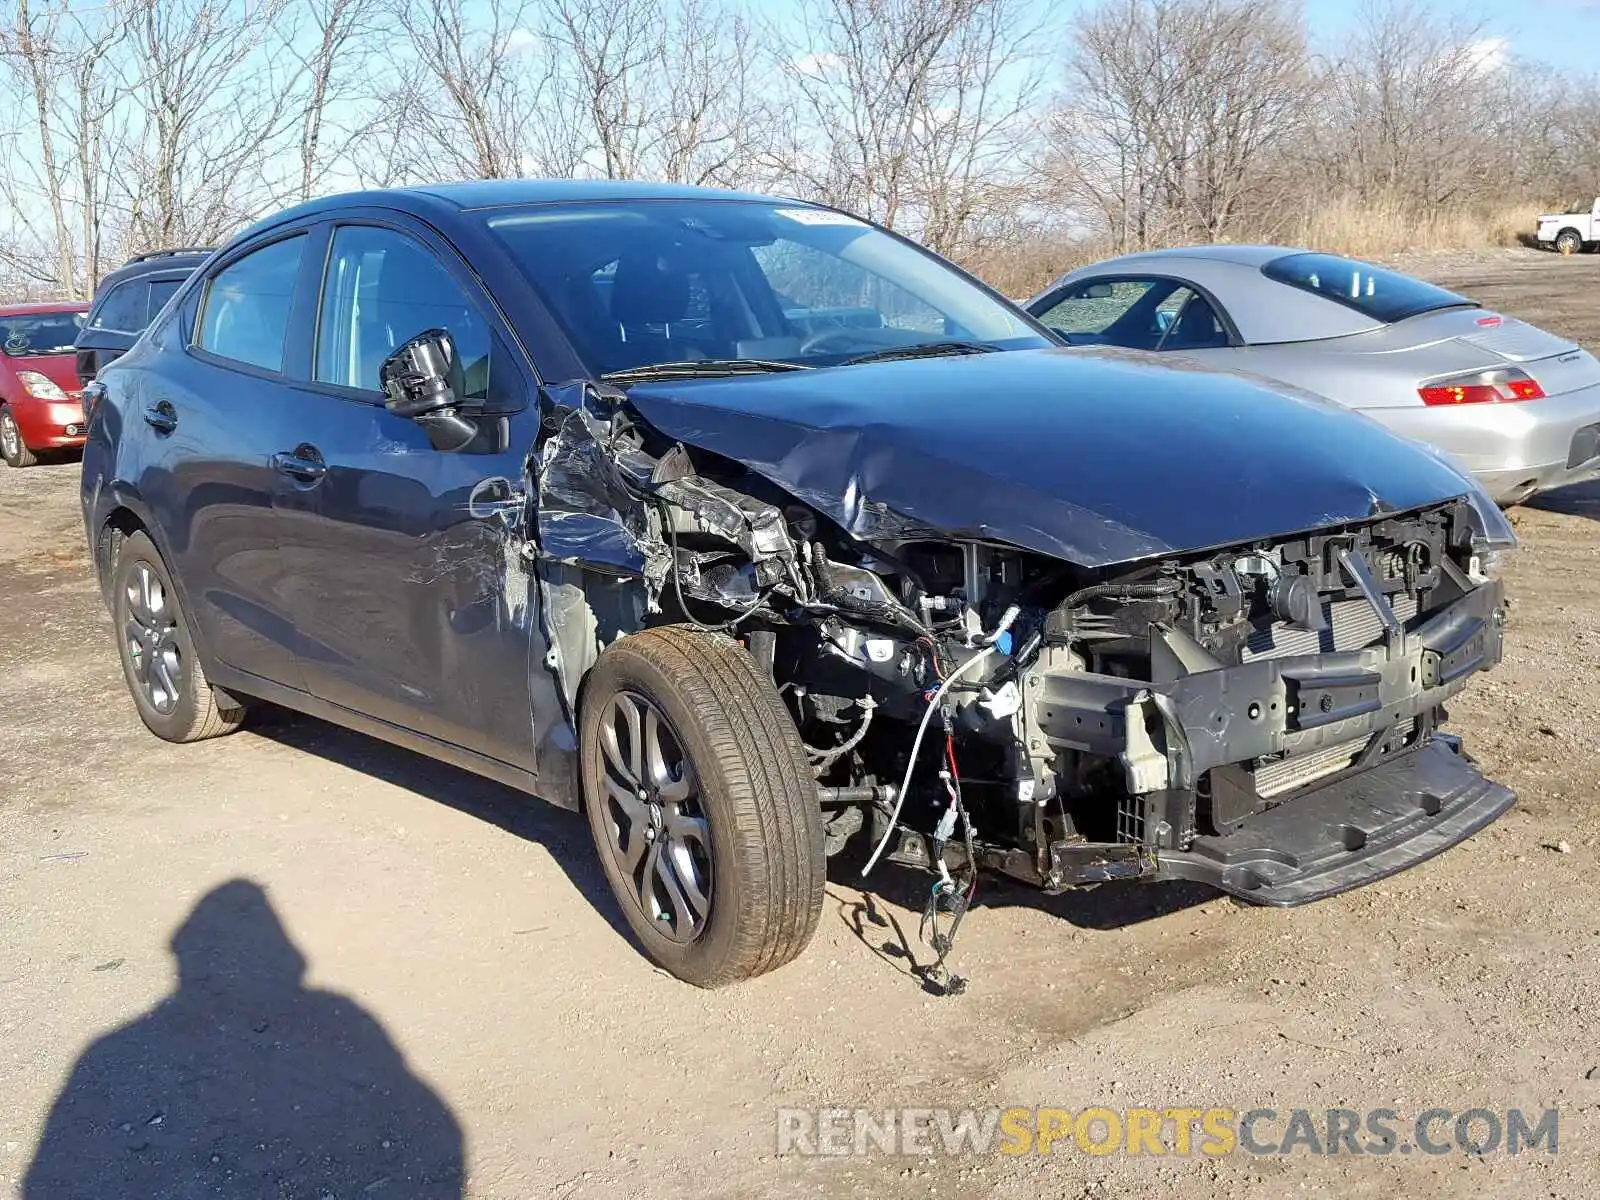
{"left": 482, "top": 200, "right": 1050, "bottom": 377}
{"left": 1, "top": 311, "right": 85, "bottom": 357}
{"left": 1261, "top": 253, "right": 1472, "bottom": 325}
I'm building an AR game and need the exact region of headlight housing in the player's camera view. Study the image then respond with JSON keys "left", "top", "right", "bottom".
{"left": 1461, "top": 486, "right": 1517, "bottom": 581}
{"left": 16, "top": 370, "right": 67, "bottom": 401}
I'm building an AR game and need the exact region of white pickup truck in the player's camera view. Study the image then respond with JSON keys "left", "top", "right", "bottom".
{"left": 1537, "top": 199, "right": 1600, "bottom": 254}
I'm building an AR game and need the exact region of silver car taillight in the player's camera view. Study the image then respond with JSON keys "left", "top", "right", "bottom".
{"left": 1418, "top": 368, "right": 1546, "bottom": 406}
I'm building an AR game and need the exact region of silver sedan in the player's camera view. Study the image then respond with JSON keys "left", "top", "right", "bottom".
{"left": 1026, "top": 246, "right": 1600, "bottom": 503}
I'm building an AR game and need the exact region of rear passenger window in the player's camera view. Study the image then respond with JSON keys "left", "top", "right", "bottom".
{"left": 196, "top": 236, "right": 305, "bottom": 372}
{"left": 89, "top": 281, "right": 147, "bottom": 333}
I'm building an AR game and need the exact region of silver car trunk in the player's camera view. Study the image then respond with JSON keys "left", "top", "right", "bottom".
{"left": 1401, "top": 308, "right": 1600, "bottom": 396}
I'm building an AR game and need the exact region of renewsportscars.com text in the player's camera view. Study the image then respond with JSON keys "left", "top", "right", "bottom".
{"left": 775, "top": 1106, "right": 1558, "bottom": 1158}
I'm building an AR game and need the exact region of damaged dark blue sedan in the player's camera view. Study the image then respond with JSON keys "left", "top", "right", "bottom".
{"left": 81, "top": 181, "right": 1517, "bottom": 988}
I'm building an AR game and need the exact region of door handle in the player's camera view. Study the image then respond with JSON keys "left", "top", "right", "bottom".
{"left": 143, "top": 400, "right": 178, "bottom": 434}
{"left": 270, "top": 446, "right": 327, "bottom": 481}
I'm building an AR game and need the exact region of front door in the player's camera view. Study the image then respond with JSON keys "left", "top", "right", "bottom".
{"left": 267, "top": 220, "right": 544, "bottom": 770}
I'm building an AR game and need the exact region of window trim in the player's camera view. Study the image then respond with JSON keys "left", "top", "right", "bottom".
{"left": 1031, "top": 272, "right": 1243, "bottom": 350}
{"left": 187, "top": 229, "right": 315, "bottom": 381}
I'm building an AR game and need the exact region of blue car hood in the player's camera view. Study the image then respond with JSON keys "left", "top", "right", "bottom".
{"left": 623, "top": 347, "right": 1480, "bottom": 567}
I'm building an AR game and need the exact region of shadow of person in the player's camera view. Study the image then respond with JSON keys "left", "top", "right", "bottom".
{"left": 23, "top": 880, "right": 463, "bottom": 1199}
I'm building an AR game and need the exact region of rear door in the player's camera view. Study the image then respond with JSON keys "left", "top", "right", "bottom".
{"left": 267, "top": 216, "right": 544, "bottom": 769}
{"left": 136, "top": 231, "right": 315, "bottom": 689}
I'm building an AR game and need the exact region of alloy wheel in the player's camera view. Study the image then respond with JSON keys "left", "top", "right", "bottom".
{"left": 594, "top": 690, "right": 713, "bottom": 943}
{"left": 0, "top": 412, "right": 19, "bottom": 461}
{"left": 124, "top": 561, "right": 183, "bottom": 715}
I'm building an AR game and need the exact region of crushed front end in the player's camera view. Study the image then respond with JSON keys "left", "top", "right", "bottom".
{"left": 527, "top": 392, "right": 1516, "bottom": 984}
{"left": 773, "top": 495, "right": 1515, "bottom": 909}
{"left": 1010, "top": 504, "right": 1514, "bottom": 903}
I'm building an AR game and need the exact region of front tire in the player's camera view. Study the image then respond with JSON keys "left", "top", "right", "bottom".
{"left": 0, "top": 406, "right": 38, "bottom": 468}
{"left": 112, "top": 531, "right": 246, "bottom": 742}
{"left": 580, "top": 626, "right": 824, "bottom": 987}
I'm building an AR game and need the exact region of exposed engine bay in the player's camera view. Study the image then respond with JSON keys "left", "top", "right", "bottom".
{"left": 529, "top": 385, "right": 1516, "bottom": 989}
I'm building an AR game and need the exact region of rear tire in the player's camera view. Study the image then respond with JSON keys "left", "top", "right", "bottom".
{"left": 112, "top": 531, "right": 246, "bottom": 742}
{"left": 580, "top": 625, "right": 824, "bottom": 987}
{"left": 1555, "top": 228, "right": 1584, "bottom": 255}
{"left": 0, "top": 406, "right": 38, "bottom": 468}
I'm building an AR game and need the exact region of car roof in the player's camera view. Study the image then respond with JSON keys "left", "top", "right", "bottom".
{"left": 0, "top": 300, "right": 89, "bottom": 316}
{"left": 92, "top": 250, "right": 215, "bottom": 296}
{"left": 233, "top": 179, "right": 822, "bottom": 243}
{"left": 1034, "top": 246, "right": 1388, "bottom": 344}
{"left": 409, "top": 179, "right": 790, "bottom": 210}
{"left": 1085, "top": 244, "right": 1300, "bottom": 269}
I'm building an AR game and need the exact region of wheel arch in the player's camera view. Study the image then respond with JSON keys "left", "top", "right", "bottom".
{"left": 95, "top": 505, "right": 149, "bottom": 602}
{"left": 94, "top": 500, "right": 221, "bottom": 686}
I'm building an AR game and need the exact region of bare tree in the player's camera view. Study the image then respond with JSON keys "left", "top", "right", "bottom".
{"left": 117, "top": 0, "right": 301, "bottom": 250}
{"left": 379, "top": 0, "right": 562, "bottom": 182}
{"left": 0, "top": 0, "right": 135, "bottom": 294}
{"left": 1048, "top": 0, "right": 1310, "bottom": 251}
{"left": 906, "top": 0, "right": 1045, "bottom": 259}
{"left": 772, "top": 0, "right": 1042, "bottom": 256}
{"left": 2, "top": 0, "right": 79, "bottom": 295}
{"left": 536, "top": 0, "right": 775, "bottom": 184}
{"left": 1310, "top": 1, "right": 1508, "bottom": 209}
{"left": 289, "top": 0, "right": 379, "bottom": 201}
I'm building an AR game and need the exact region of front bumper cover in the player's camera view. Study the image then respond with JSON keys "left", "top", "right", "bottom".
{"left": 1024, "top": 578, "right": 1511, "bottom": 904}
{"left": 1158, "top": 734, "right": 1513, "bottom": 904}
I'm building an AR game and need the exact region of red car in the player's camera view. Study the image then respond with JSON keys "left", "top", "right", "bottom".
{"left": 0, "top": 301, "right": 90, "bottom": 468}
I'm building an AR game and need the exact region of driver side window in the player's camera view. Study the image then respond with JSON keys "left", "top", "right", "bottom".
{"left": 1036, "top": 277, "right": 1228, "bottom": 352}
{"left": 1036, "top": 279, "right": 1157, "bottom": 337}
{"left": 314, "top": 225, "right": 491, "bottom": 400}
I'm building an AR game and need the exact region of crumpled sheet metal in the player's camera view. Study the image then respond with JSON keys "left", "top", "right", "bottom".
{"left": 620, "top": 347, "right": 1484, "bottom": 568}
{"left": 535, "top": 399, "right": 670, "bottom": 594}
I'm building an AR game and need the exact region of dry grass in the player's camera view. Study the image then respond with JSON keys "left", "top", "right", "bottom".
{"left": 962, "top": 197, "right": 1546, "bottom": 297}
{"left": 1289, "top": 197, "right": 1543, "bottom": 260}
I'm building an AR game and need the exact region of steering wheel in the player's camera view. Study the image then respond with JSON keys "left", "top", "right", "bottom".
{"left": 798, "top": 327, "right": 879, "bottom": 356}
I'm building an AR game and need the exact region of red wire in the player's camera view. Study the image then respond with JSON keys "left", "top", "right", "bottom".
{"left": 943, "top": 737, "right": 980, "bottom": 903}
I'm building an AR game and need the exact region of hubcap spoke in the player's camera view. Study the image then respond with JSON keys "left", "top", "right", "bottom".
{"left": 665, "top": 810, "right": 709, "bottom": 846}
{"left": 595, "top": 689, "right": 712, "bottom": 945}
{"left": 151, "top": 649, "right": 181, "bottom": 712}
{"left": 600, "top": 694, "right": 645, "bottom": 788}
{"left": 618, "top": 818, "right": 650, "bottom": 877}
{"left": 637, "top": 838, "right": 664, "bottom": 916}
{"left": 125, "top": 622, "right": 150, "bottom": 685}
{"left": 664, "top": 839, "right": 710, "bottom": 923}
{"left": 122, "top": 562, "right": 182, "bottom": 713}
{"left": 656, "top": 758, "right": 696, "bottom": 805}
{"left": 655, "top": 846, "right": 706, "bottom": 933}
{"left": 603, "top": 773, "right": 646, "bottom": 823}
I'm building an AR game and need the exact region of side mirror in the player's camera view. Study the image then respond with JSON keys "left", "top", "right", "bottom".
{"left": 379, "top": 328, "right": 478, "bottom": 452}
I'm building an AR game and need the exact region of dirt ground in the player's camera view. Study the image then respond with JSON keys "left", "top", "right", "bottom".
{"left": 3, "top": 249, "right": 1600, "bottom": 1199}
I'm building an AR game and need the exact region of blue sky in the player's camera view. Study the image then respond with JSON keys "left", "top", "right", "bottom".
{"left": 1299, "top": 0, "right": 1600, "bottom": 73}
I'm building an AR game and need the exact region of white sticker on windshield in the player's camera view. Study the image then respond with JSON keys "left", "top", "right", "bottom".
{"left": 774, "top": 207, "right": 866, "bottom": 227}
